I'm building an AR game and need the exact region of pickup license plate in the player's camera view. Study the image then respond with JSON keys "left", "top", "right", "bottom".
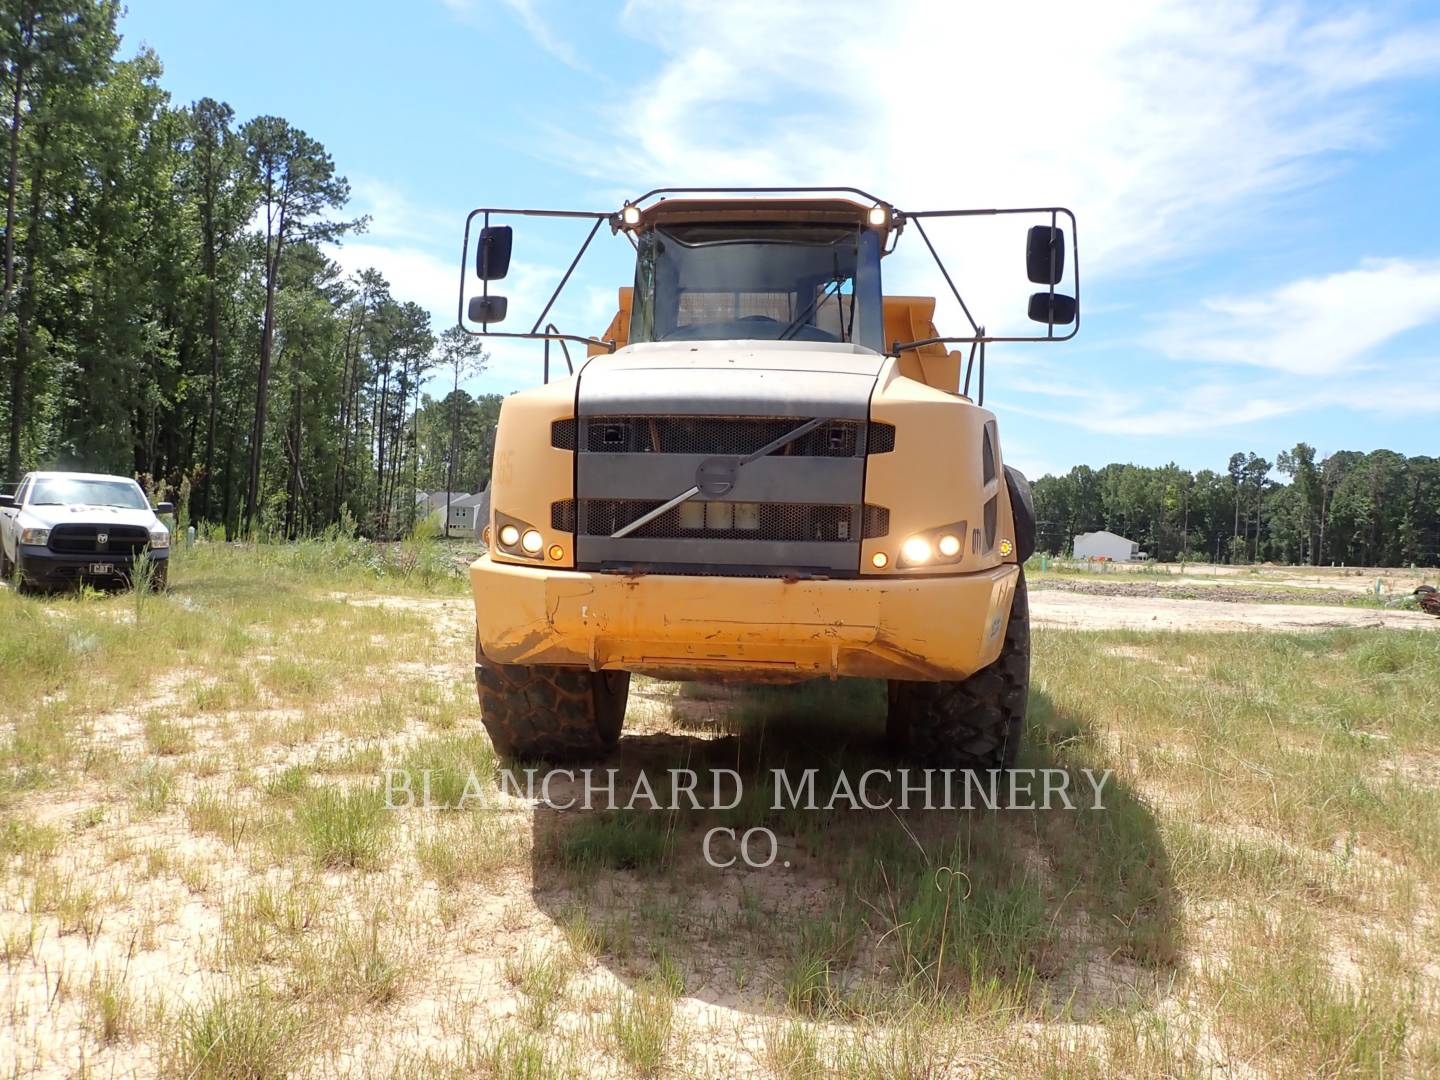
{"left": 88, "top": 563, "right": 113, "bottom": 575}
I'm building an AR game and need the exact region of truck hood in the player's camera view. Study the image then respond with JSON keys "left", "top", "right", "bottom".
{"left": 21, "top": 504, "right": 163, "bottom": 531}
{"left": 576, "top": 340, "right": 885, "bottom": 419}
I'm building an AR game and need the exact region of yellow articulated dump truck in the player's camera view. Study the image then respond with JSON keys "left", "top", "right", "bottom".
{"left": 456, "top": 187, "right": 1078, "bottom": 767}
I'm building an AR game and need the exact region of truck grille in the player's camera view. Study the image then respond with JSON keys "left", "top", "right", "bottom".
{"left": 582, "top": 416, "right": 894, "bottom": 457}
{"left": 48, "top": 523, "right": 149, "bottom": 556}
{"left": 572, "top": 413, "right": 887, "bottom": 576}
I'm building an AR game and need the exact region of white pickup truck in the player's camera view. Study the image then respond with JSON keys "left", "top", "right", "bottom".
{"left": 0, "top": 471, "right": 173, "bottom": 591}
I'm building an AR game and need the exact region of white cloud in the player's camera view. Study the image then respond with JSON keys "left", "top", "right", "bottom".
{"left": 442, "top": 0, "right": 585, "bottom": 70}
{"left": 998, "top": 349, "right": 1440, "bottom": 437}
{"left": 331, "top": 241, "right": 462, "bottom": 328}
{"left": 1149, "top": 258, "right": 1440, "bottom": 375}
{"left": 585, "top": 0, "right": 1440, "bottom": 278}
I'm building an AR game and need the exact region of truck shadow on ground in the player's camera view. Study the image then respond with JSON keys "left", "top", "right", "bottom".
{"left": 528, "top": 678, "right": 1180, "bottom": 1022}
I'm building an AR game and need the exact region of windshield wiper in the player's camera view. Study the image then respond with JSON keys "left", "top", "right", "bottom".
{"left": 778, "top": 248, "right": 848, "bottom": 341}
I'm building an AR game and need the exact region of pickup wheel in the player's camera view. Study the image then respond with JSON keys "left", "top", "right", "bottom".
{"left": 887, "top": 569, "right": 1029, "bottom": 770}
{"left": 0, "top": 542, "right": 12, "bottom": 582}
{"left": 149, "top": 561, "right": 168, "bottom": 592}
{"left": 476, "top": 649, "right": 629, "bottom": 762}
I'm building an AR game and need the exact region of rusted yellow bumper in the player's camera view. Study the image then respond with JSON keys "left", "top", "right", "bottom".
{"left": 470, "top": 555, "right": 1018, "bottom": 682}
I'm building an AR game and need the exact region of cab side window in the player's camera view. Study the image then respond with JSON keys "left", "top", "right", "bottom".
{"left": 12, "top": 476, "right": 31, "bottom": 507}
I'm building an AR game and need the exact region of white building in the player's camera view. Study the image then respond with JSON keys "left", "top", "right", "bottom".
{"left": 1073, "top": 529, "right": 1145, "bottom": 562}
{"left": 439, "top": 491, "right": 487, "bottom": 533}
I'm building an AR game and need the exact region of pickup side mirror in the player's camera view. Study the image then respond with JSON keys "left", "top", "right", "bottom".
{"left": 1026, "top": 225, "right": 1065, "bottom": 285}
{"left": 1028, "top": 292, "right": 1077, "bottom": 326}
{"left": 0, "top": 494, "right": 14, "bottom": 509}
{"left": 155, "top": 501, "right": 175, "bottom": 514}
{"left": 468, "top": 295, "right": 508, "bottom": 325}
{"left": 475, "top": 225, "right": 513, "bottom": 281}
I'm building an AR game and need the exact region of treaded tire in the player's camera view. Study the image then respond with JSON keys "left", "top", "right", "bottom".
{"left": 887, "top": 569, "right": 1029, "bottom": 769}
{"left": 149, "top": 561, "right": 168, "bottom": 592}
{"left": 476, "top": 650, "right": 630, "bottom": 762}
{"left": 0, "top": 543, "right": 13, "bottom": 581}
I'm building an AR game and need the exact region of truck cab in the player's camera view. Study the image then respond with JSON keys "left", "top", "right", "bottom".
{"left": 461, "top": 192, "right": 1074, "bottom": 765}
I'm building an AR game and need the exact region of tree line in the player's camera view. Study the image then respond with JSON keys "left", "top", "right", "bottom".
{"left": 1, "top": 0, "right": 492, "bottom": 538}
{"left": 1031, "top": 446, "right": 1440, "bottom": 568}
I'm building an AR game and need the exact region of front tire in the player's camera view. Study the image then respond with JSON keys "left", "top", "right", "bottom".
{"left": 887, "top": 569, "right": 1030, "bottom": 770}
{"left": 476, "top": 651, "right": 630, "bottom": 761}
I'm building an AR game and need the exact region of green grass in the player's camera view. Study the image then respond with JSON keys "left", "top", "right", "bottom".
{"left": 168, "top": 985, "right": 299, "bottom": 1080}
{"left": 549, "top": 809, "right": 676, "bottom": 876}
{"left": 2, "top": 544, "right": 1437, "bottom": 1076}
{"left": 296, "top": 784, "right": 391, "bottom": 869}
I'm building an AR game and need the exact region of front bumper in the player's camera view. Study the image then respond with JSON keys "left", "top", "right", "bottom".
{"left": 471, "top": 554, "right": 1018, "bottom": 682}
{"left": 17, "top": 544, "right": 167, "bottom": 583}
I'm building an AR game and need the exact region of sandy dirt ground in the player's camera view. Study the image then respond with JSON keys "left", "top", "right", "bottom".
{"left": 1029, "top": 588, "right": 1438, "bottom": 633}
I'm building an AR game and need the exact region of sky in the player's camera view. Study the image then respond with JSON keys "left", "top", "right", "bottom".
{"left": 117, "top": 0, "right": 1440, "bottom": 479}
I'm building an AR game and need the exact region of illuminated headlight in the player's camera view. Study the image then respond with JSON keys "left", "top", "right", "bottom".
{"left": 889, "top": 521, "right": 969, "bottom": 569}
{"left": 149, "top": 528, "right": 170, "bottom": 548}
{"left": 498, "top": 524, "right": 520, "bottom": 548}
{"left": 19, "top": 527, "right": 50, "bottom": 545}
{"left": 901, "top": 536, "right": 932, "bottom": 564}
{"left": 520, "top": 529, "right": 543, "bottom": 555}
{"left": 867, "top": 205, "right": 889, "bottom": 227}
{"left": 621, "top": 205, "right": 642, "bottom": 226}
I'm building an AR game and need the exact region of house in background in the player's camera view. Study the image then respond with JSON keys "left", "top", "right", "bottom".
{"left": 437, "top": 490, "right": 487, "bottom": 533}
{"left": 1073, "top": 529, "right": 1146, "bottom": 562}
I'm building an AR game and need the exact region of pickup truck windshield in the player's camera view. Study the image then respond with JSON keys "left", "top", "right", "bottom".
{"left": 629, "top": 223, "right": 884, "bottom": 352}
{"left": 29, "top": 478, "right": 149, "bottom": 509}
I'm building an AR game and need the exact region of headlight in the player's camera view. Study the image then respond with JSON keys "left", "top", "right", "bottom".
{"left": 881, "top": 520, "right": 970, "bottom": 570}
{"left": 901, "top": 536, "right": 932, "bottom": 564}
{"left": 149, "top": 528, "right": 170, "bottom": 548}
{"left": 493, "top": 513, "right": 545, "bottom": 560}
{"left": 19, "top": 527, "right": 50, "bottom": 545}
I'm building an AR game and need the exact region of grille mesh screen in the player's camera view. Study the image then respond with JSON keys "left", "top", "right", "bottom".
{"left": 551, "top": 419, "right": 577, "bottom": 450}
{"left": 586, "top": 417, "right": 862, "bottom": 457}
{"left": 867, "top": 422, "right": 896, "bottom": 453}
{"left": 578, "top": 499, "right": 855, "bottom": 542}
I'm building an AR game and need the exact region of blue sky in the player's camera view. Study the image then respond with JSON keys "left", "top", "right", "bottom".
{"left": 118, "top": 1, "right": 1440, "bottom": 479}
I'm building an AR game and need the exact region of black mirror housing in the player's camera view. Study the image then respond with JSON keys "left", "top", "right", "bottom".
{"left": 155, "top": 501, "right": 175, "bottom": 514}
{"left": 475, "top": 225, "right": 513, "bottom": 281}
{"left": 1026, "top": 225, "right": 1065, "bottom": 285}
{"left": 1028, "top": 292, "right": 1076, "bottom": 326}
{"left": 0, "top": 493, "right": 14, "bottom": 508}
{"left": 468, "top": 295, "right": 509, "bottom": 324}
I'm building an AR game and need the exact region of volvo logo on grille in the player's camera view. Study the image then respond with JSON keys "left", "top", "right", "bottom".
{"left": 96, "top": 532, "right": 109, "bottom": 549}
{"left": 695, "top": 458, "right": 737, "bottom": 497}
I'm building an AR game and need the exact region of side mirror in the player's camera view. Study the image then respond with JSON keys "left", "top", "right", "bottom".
{"left": 155, "top": 501, "right": 175, "bottom": 514}
{"left": 468, "top": 295, "right": 509, "bottom": 324}
{"left": 475, "top": 225, "right": 513, "bottom": 281}
{"left": 1026, "top": 225, "right": 1065, "bottom": 285}
{"left": 0, "top": 494, "right": 14, "bottom": 508}
{"left": 1028, "top": 292, "right": 1077, "bottom": 326}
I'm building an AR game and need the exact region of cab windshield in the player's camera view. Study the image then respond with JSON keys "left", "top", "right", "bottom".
{"left": 29, "top": 478, "right": 149, "bottom": 509}
{"left": 629, "top": 223, "right": 883, "bottom": 352}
